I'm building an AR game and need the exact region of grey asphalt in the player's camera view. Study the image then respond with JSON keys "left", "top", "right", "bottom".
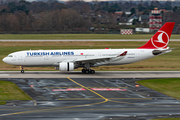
{"left": 0, "top": 39, "right": 180, "bottom": 42}
{"left": 0, "top": 72, "right": 180, "bottom": 120}
{"left": 0, "top": 71, "right": 180, "bottom": 78}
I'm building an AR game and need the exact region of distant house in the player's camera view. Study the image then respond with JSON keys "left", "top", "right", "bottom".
{"left": 128, "top": 14, "right": 138, "bottom": 23}
{"left": 139, "top": 15, "right": 149, "bottom": 24}
{"left": 118, "top": 14, "right": 138, "bottom": 26}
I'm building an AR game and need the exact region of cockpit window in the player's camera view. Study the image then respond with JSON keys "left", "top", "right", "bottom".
{"left": 7, "top": 55, "right": 13, "bottom": 57}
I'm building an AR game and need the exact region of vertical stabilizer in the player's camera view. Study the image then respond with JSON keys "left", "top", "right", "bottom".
{"left": 138, "top": 22, "right": 175, "bottom": 49}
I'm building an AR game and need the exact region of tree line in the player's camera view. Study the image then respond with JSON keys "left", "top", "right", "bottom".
{"left": 0, "top": 0, "right": 179, "bottom": 33}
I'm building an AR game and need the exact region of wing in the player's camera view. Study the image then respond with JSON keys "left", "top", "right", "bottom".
{"left": 62, "top": 51, "right": 128, "bottom": 67}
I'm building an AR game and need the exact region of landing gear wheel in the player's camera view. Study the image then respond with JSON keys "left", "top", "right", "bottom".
{"left": 82, "top": 69, "right": 86, "bottom": 74}
{"left": 90, "top": 70, "right": 95, "bottom": 74}
{"left": 21, "top": 70, "right": 24, "bottom": 73}
{"left": 20, "top": 66, "right": 24, "bottom": 73}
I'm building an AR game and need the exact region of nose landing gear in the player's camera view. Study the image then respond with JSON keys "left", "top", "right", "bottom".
{"left": 20, "top": 66, "right": 24, "bottom": 73}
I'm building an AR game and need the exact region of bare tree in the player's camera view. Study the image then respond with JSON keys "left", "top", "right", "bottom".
{"left": 60, "top": 9, "right": 85, "bottom": 31}
{"left": 6, "top": 13, "right": 20, "bottom": 31}
{"left": 0, "top": 13, "right": 9, "bottom": 31}
{"left": 14, "top": 10, "right": 33, "bottom": 31}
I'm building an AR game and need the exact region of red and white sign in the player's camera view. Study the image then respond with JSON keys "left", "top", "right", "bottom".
{"left": 91, "top": 88, "right": 127, "bottom": 91}
{"left": 52, "top": 88, "right": 86, "bottom": 91}
{"left": 80, "top": 53, "right": 83, "bottom": 55}
{"left": 121, "top": 29, "right": 133, "bottom": 35}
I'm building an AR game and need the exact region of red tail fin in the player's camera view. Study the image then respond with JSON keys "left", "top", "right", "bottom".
{"left": 138, "top": 22, "right": 175, "bottom": 49}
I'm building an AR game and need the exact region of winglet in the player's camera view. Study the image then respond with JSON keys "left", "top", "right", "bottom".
{"left": 117, "top": 51, "right": 127, "bottom": 57}
{"left": 138, "top": 22, "right": 175, "bottom": 49}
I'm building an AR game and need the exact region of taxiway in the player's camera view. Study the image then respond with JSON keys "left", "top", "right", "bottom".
{"left": 0, "top": 71, "right": 180, "bottom": 78}
{"left": 0, "top": 71, "right": 180, "bottom": 120}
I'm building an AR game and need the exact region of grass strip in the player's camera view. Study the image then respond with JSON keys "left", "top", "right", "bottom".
{"left": 0, "top": 101, "right": 6, "bottom": 105}
{"left": 137, "top": 78, "right": 180, "bottom": 100}
{"left": 0, "top": 81, "right": 32, "bottom": 105}
{"left": 0, "top": 34, "right": 179, "bottom": 39}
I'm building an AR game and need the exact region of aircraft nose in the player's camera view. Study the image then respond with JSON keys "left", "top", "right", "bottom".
{"left": 2, "top": 57, "right": 8, "bottom": 63}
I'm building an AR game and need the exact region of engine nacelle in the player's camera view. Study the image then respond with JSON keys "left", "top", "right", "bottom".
{"left": 59, "top": 62, "right": 74, "bottom": 71}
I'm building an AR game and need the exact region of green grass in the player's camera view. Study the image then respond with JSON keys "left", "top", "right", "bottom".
{"left": 0, "top": 101, "right": 6, "bottom": 105}
{"left": 0, "top": 81, "right": 32, "bottom": 105}
{"left": 0, "top": 41, "right": 180, "bottom": 71}
{"left": 137, "top": 78, "right": 180, "bottom": 100}
{"left": 0, "top": 34, "right": 179, "bottom": 39}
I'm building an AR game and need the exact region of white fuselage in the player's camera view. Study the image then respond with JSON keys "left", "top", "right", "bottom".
{"left": 3, "top": 49, "right": 155, "bottom": 67}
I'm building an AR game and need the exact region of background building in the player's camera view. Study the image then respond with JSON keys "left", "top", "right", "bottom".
{"left": 149, "top": 8, "right": 162, "bottom": 32}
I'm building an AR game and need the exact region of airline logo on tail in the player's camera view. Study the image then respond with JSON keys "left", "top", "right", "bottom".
{"left": 138, "top": 22, "right": 175, "bottom": 49}
{"left": 151, "top": 30, "right": 169, "bottom": 48}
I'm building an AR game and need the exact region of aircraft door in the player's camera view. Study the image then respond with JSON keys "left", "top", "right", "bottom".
{"left": 18, "top": 53, "right": 24, "bottom": 62}
{"left": 136, "top": 50, "right": 141, "bottom": 58}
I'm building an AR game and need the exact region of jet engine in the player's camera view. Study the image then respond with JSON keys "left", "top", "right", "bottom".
{"left": 59, "top": 62, "right": 74, "bottom": 71}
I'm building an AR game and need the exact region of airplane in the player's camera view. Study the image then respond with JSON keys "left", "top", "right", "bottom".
{"left": 2, "top": 22, "right": 175, "bottom": 74}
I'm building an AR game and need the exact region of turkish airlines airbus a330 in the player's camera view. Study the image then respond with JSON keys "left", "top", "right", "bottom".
{"left": 3, "top": 22, "right": 175, "bottom": 74}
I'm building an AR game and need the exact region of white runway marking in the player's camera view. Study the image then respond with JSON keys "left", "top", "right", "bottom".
{"left": 0, "top": 74, "right": 9, "bottom": 76}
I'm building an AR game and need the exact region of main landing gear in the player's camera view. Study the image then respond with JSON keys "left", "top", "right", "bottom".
{"left": 20, "top": 66, "right": 24, "bottom": 73}
{"left": 82, "top": 69, "right": 95, "bottom": 74}
{"left": 82, "top": 63, "right": 95, "bottom": 74}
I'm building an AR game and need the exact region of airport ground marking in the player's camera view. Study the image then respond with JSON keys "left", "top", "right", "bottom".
{"left": 0, "top": 98, "right": 179, "bottom": 117}
{"left": 2, "top": 77, "right": 178, "bottom": 117}
{"left": 0, "top": 77, "right": 109, "bottom": 117}
{"left": 0, "top": 77, "right": 129, "bottom": 116}
{"left": 1, "top": 103, "right": 180, "bottom": 116}
{"left": 2, "top": 104, "right": 180, "bottom": 117}
{"left": 46, "top": 107, "right": 180, "bottom": 112}
{"left": 67, "top": 77, "right": 108, "bottom": 101}
{"left": 66, "top": 77, "right": 140, "bottom": 104}
{"left": 57, "top": 98, "right": 152, "bottom": 101}
{"left": 0, "top": 99, "right": 108, "bottom": 117}
{"left": 44, "top": 86, "right": 127, "bottom": 89}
